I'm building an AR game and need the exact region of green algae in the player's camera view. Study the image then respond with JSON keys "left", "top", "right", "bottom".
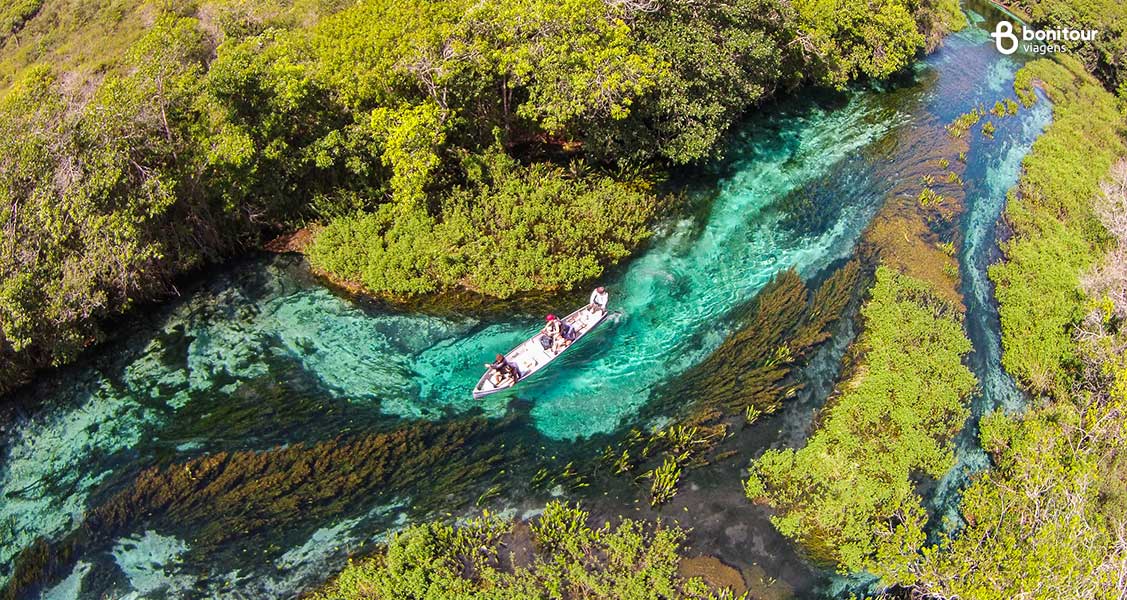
{"left": 1, "top": 416, "right": 521, "bottom": 599}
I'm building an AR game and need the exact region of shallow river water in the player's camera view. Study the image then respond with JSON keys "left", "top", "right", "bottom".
{"left": 0, "top": 4, "right": 1050, "bottom": 598}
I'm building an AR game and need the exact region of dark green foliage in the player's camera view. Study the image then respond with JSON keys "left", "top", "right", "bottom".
{"left": 307, "top": 151, "right": 662, "bottom": 297}
{"left": 661, "top": 260, "right": 862, "bottom": 420}
{"left": 1009, "top": 0, "right": 1127, "bottom": 98}
{"left": 746, "top": 266, "right": 975, "bottom": 577}
{"left": 310, "top": 501, "right": 741, "bottom": 600}
{"left": 590, "top": 0, "right": 802, "bottom": 165}
{"left": 0, "top": 0, "right": 962, "bottom": 387}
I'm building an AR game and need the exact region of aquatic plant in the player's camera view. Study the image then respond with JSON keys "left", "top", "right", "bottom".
{"left": 937, "top": 158, "right": 949, "bottom": 169}
{"left": 649, "top": 456, "right": 682, "bottom": 507}
{"left": 653, "top": 261, "right": 863, "bottom": 423}
{"left": 901, "top": 56, "right": 1127, "bottom": 600}
{"left": 917, "top": 188, "right": 943, "bottom": 207}
{"left": 1, "top": 417, "right": 519, "bottom": 599}
{"left": 946, "top": 108, "right": 982, "bottom": 138}
{"left": 981, "top": 120, "right": 996, "bottom": 138}
{"left": 991, "top": 100, "right": 1006, "bottom": 117}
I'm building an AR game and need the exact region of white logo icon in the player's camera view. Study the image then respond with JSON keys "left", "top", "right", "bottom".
{"left": 992, "top": 21, "right": 1020, "bottom": 55}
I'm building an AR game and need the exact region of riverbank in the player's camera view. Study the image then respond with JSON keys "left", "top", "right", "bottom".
{"left": 0, "top": 0, "right": 968, "bottom": 398}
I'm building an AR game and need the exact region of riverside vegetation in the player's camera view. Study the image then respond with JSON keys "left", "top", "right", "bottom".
{"left": 743, "top": 55, "right": 1127, "bottom": 597}
{"left": 310, "top": 502, "right": 742, "bottom": 600}
{"left": 5, "top": 2, "right": 1127, "bottom": 600}
{"left": 0, "top": 0, "right": 966, "bottom": 391}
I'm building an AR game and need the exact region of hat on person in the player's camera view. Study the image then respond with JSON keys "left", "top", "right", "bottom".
{"left": 546, "top": 314, "right": 557, "bottom": 321}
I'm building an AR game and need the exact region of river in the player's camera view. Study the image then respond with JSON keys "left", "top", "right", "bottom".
{"left": 0, "top": 4, "right": 1050, "bottom": 599}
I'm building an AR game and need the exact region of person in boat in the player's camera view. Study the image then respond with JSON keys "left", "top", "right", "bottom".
{"left": 588, "top": 286, "right": 609, "bottom": 315}
{"left": 484, "top": 353, "right": 518, "bottom": 386}
{"left": 543, "top": 314, "right": 574, "bottom": 354}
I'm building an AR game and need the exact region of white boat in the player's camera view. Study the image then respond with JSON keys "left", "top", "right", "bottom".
{"left": 472, "top": 301, "right": 610, "bottom": 399}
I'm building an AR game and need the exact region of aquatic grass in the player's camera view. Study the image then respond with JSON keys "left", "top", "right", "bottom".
{"left": 648, "top": 456, "right": 682, "bottom": 507}
{"left": 946, "top": 107, "right": 983, "bottom": 138}
{"left": 651, "top": 261, "right": 863, "bottom": 425}
{"left": 747, "top": 267, "right": 976, "bottom": 576}
{"left": 1, "top": 417, "right": 519, "bottom": 599}
{"left": 917, "top": 188, "right": 944, "bottom": 207}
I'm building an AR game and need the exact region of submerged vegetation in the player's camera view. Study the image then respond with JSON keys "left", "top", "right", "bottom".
{"left": 0, "top": 0, "right": 964, "bottom": 391}
{"left": 1, "top": 417, "right": 521, "bottom": 599}
{"left": 310, "top": 501, "right": 742, "bottom": 600}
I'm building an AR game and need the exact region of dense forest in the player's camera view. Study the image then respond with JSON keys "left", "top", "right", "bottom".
{"left": 0, "top": 0, "right": 965, "bottom": 391}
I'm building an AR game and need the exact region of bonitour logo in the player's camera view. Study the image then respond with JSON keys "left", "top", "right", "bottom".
{"left": 991, "top": 20, "right": 1099, "bottom": 55}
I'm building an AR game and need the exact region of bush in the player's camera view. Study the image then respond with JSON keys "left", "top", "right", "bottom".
{"left": 308, "top": 151, "right": 662, "bottom": 298}
{"left": 311, "top": 501, "right": 737, "bottom": 600}
{"left": 989, "top": 57, "right": 1126, "bottom": 398}
{"left": 746, "top": 266, "right": 975, "bottom": 578}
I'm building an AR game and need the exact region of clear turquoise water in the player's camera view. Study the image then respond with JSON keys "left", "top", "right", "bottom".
{"left": 1, "top": 5, "right": 1049, "bottom": 598}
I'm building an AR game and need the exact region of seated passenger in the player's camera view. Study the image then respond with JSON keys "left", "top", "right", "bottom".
{"left": 543, "top": 314, "right": 569, "bottom": 354}
{"left": 484, "top": 353, "right": 518, "bottom": 386}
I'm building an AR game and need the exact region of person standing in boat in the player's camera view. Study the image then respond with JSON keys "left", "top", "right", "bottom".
{"left": 589, "top": 286, "right": 609, "bottom": 315}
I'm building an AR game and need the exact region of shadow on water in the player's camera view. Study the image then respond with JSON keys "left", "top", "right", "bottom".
{"left": 0, "top": 3, "right": 1052, "bottom": 598}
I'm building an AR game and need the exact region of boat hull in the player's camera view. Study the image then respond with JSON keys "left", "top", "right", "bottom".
{"left": 472, "top": 305, "right": 609, "bottom": 399}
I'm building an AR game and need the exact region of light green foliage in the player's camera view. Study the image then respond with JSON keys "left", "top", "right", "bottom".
{"left": 649, "top": 455, "right": 682, "bottom": 506}
{"left": 311, "top": 501, "right": 739, "bottom": 600}
{"left": 0, "top": 0, "right": 42, "bottom": 42}
{"left": 483, "top": 0, "right": 663, "bottom": 135}
{"left": 307, "top": 151, "right": 660, "bottom": 298}
{"left": 746, "top": 267, "right": 975, "bottom": 577}
{"left": 945, "top": 107, "right": 982, "bottom": 138}
{"left": 903, "top": 404, "right": 1127, "bottom": 600}
{"left": 990, "top": 57, "right": 1126, "bottom": 398}
{"left": 917, "top": 187, "right": 944, "bottom": 206}
{"left": 872, "top": 57, "right": 1127, "bottom": 600}
{"left": 0, "top": 16, "right": 212, "bottom": 383}
{"left": 370, "top": 102, "right": 446, "bottom": 207}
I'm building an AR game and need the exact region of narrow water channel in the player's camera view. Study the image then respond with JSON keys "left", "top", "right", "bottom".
{"left": 0, "top": 4, "right": 1048, "bottom": 598}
